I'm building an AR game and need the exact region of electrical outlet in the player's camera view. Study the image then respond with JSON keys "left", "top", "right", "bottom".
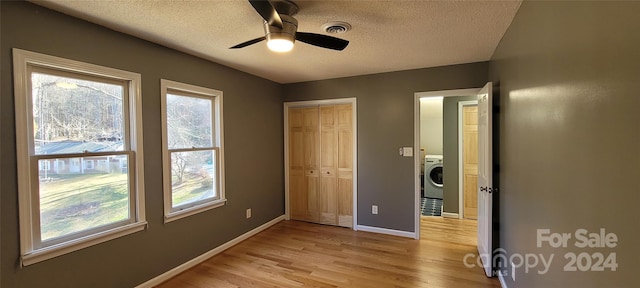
{"left": 372, "top": 205, "right": 378, "bottom": 215}
{"left": 246, "top": 208, "right": 252, "bottom": 219}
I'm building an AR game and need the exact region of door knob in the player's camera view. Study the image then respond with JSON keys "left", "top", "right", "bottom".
{"left": 481, "top": 187, "right": 496, "bottom": 193}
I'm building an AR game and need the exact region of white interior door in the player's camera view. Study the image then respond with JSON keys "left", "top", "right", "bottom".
{"left": 477, "top": 82, "right": 493, "bottom": 277}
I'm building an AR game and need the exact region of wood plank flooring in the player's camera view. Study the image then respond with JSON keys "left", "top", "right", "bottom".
{"left": 156, "top": 217, "right": 500, "bottom": 288}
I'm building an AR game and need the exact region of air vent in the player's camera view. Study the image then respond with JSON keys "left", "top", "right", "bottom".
{"left": 322, "top": 21, "right": 351, "bottom": 34}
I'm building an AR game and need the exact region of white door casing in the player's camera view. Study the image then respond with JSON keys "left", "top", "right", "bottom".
{"left": 477, "top": 82, "right": 493, "bottom": 277}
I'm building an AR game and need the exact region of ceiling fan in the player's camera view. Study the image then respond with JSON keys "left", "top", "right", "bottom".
{"left": 230, "top": 0, "right": 349, "bottom": 52}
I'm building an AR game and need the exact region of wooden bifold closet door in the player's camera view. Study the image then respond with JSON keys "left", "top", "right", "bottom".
{"left": 289, "top": 104, "right": 353, "bottom": 228}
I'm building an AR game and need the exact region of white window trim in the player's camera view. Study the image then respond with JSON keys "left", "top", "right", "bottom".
{"left": 160, "top": 79, "right": 225, "bottom": 223}
{"left": 13, "top": 48, "right": 146, "bottom": 266}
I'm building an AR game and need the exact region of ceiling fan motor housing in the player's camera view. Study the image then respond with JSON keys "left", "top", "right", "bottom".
{"left": 230, "top": 0, "right": 348, "bottom": 51}
{"left": 264, "top": 14, "right": 298, "bottom": 44}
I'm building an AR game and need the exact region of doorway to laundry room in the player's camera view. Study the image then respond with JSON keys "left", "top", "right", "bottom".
{"left": 419, "top": 97, "right": 444, "bottom": 217}
{"left": 414, "top": 89, "right": 479, "bottom": 236}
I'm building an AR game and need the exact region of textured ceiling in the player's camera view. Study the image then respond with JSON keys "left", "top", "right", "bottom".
{"left": 32, "top": 0, "right": 522, "bottom": 84}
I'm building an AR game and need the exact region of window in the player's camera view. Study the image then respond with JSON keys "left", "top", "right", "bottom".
{"left": 83, "top": 159, "right": 95, "bottom": 169}
{"left": 96, "top": 159, "right": 109, "bottom": 170}
{"left": 13, "top": 49, "right": 146, "bottom": 265}
{"left": 53, "top": 159, "right": 65, "bottom": 171}
{"left": 161, "top": 79, "right": 225, "bottom": 222}
{"left": 39, "top": 160, "right": 50, "bottom": 171}
{"left": 69, "top": 158, "right": 81, "bottom": 173}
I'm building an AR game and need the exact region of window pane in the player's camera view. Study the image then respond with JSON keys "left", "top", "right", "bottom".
{"left": 166, "top": 94, "right": 212, "bottom": 149}
{"left": 170, "top": 150, "right": 216, "bottom": 208}
{"left": 38, "top": 156, "right": 130, "bottom": 242}
{"left": 32, "top": 72, "right": 125, "bottom": 155}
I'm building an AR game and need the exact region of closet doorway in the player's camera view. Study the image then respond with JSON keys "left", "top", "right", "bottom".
{"left": 284, "top": 99, "right": 357, "bottom": 228}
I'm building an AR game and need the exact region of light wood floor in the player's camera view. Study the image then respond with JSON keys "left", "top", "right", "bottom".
{"left": 156, "top": 217, "right": 500, "bottom": 288}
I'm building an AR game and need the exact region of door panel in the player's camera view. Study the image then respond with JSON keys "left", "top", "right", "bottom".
{"left": 463, "top": 105, "right": 478, "bottom": 220}
{"left": 320, "top": 106, "right": 336, "bottom": 169}
{"left": 319, "top": 170, "right": 337, "bottom": 224}
{"left": 290, "top": 169, "right": 307, "bottom": 219}
{"left": 319, "top": 106, "right": 338, "bottom": 225}
{"left": 477, "top": 82, "right": 493, "bottom": 277}
{"left": 337, "top": 174, "right": 353, "bottom": 227}
{"left": 337, "top": 104, "right": 353, "bottom": 170}
{"left": 336, "top": 104, "right": 353, "bottom": 227}
{"left": 289, "top": 108, "right": 307, "bottom": 220}
{"left": 306, "top": 173, "right": 320, "bottom": 221}
{"left": 463, "top": 174, "right": 478, "bottom": 219}
{"left": 304, "top": 107, "right": 320, "bottom": 222}
{"left": 303, "top": 108, "right": 319, "bottom": 169}
{"left": 290, "top": 130, "right": 304, "bottom": 168}
{"left": 320, "top": 131, "right": 336, "bottom": 168}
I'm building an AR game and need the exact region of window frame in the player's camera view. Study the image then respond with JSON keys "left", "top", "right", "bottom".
{"left": 160, "top": 79, "right": 226, "bottom": 223}
{"left": 83, "top": 159, "right": 95, "bottom": 170}
{"left": 13, "top": 49, "right": 146, "bottom": 266}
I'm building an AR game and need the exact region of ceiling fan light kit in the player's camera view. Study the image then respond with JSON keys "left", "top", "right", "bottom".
{"left": 231, "top": 0, "right": 349, "bottom": 52}
{"left": 265, "top": 14, "right": 297, "bottom": 52}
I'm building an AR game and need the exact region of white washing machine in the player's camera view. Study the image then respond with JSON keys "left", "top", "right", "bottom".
{"left": 424, "top": 155, "right": 443, "bottom": 199}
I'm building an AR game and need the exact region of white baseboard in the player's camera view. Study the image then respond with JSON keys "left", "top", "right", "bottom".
{"left": 136, "top": 215, "right": 286, "bottom": 288}
{"left": 498, "top": 270, "right": 509, "bottom": 288}
{"left": 441, "top": 212, "right": 459, "bottom": 219}
{"left": 355, "top": 225, "right": 416, "bottom": 239}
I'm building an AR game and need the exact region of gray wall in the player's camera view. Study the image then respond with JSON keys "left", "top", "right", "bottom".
{"left": 490, "top": 1, "right": 639, "bottom": 287}
{"left": 284, "top": 63, "right": 488, "bottom": 232}
{"left": 1, "top": 2, "right": 284, "bottom": 287}
{"left": 442, "top": 95, "right": 476, "bottom": 214}
{"left": 11, "top": 1, "right": 638, "bottom": 287}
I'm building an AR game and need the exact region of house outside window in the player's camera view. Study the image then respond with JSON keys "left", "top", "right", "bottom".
{"left": 13, "top": 49, "right": 146, "bottom": 265}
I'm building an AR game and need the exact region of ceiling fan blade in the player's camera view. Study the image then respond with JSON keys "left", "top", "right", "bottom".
{"left": 229, "top": 36, "right": 267, "bottom": 49}
{"left": 249, "top": 0, "right": 283, "bottom": 29}
{"left": 295, "top": 32, "right": 349, "bottom": 51}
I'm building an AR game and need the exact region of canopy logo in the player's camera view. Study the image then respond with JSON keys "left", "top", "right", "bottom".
{"left": 463, "top": 228, "right": 618, "bottom": 275}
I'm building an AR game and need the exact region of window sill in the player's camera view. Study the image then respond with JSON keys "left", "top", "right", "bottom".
{"left": 165, "top": 198, "right": 227, "bottom": 223}
{"left": 21, "top": 221, "right": 147, "bottom": 266}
